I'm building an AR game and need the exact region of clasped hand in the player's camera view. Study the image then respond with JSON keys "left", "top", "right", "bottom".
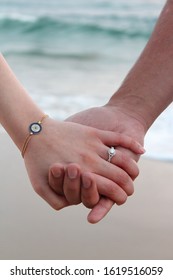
{"left": 24, "top": 105, "right": 145, "bottom": 223}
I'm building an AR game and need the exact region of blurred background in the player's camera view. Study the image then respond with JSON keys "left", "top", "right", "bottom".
{"left": 0, "top": 0, "right": 172, "bottom": 160}
{"left": 1, "top": 0, "right": 173, "bottom": 261}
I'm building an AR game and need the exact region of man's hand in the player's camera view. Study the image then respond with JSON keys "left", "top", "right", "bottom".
{"left": 66, "top": 103, "right": 145, "bottom": 161}
{"left": 65, "top": 103, "right": 146, "bottom": 222}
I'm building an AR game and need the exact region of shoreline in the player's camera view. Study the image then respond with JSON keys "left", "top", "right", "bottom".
{"left": 0, "top": 132, "right": 173, "bottom": 260}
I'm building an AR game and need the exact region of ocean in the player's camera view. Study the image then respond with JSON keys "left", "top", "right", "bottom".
{"left": 0, "top": 0, "right": 172, "bottom": 161}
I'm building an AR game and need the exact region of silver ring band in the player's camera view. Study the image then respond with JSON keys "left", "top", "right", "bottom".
{"left": 108, "top": 147, "right": 116, "bottom": 162}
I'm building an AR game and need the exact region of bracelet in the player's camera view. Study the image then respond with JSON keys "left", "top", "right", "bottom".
{"left": 21, "top": 114, "right": 49, "bottom": 157}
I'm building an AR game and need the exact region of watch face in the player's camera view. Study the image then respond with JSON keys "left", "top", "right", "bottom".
{"left": 29, "top": 122, "right": 42, "bottom": 134}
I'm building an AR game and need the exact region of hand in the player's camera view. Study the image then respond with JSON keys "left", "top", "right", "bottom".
{"left": 24, "top": 117, "right": 144, "bottom": 212}
{"left": 66, "top": 103, "right": 145, "bottom": 160}
{"left": 48, "top": 105, "right": 145, "bottom": 222}
{"left": 49, "top": 153, "right": 140, "bottom": 223}
{"left": 59, "top": 103, "right": 146, "bottom": 222}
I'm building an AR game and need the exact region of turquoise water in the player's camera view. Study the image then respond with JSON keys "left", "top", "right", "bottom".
{"left": 1, "top": 0, "right": 173, "bottom": 160}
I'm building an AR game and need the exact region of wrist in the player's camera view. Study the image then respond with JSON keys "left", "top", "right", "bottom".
{"left": 107, "top": 91, "right": 152, "bottom": 133}
{"left": 21, "top": 114, "right": 49, "bottom": 157}
{"left": 23, "top": 117, "right": 62, "bottom": 160}
{"left": 2, "top": 105, "right": 45, "bottom": 151}
{"left": 0, "top": 55, "right": 46, "bottom": 151}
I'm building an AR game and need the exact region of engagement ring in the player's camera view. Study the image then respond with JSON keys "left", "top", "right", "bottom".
{"left": 107, "top": 147, "right": 116, "bottom": 162}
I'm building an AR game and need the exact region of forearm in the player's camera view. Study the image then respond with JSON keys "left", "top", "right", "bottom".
{"left": 0, "top": 54, "right": 44, "bottom": 150}
{"left": 108, "top": 0, "right": 173, "bottom": 132}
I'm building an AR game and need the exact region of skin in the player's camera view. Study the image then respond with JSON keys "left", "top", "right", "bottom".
{"left": 0, "top": 54, "right": 143, "bottom": 213}
{"left": 49, "top": 0, "right": 173, "bottom": 223}
{"left": 50, "top": 106, "right": 145, "bottom": 223}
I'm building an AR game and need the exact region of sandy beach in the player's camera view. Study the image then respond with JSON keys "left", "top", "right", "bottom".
{"left": 0, "top": 132, "right": 173, "bottom": 260}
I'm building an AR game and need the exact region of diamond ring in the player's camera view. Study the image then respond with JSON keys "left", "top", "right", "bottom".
{"left": 108, "top": 147, "right": 116, "bottom": 162}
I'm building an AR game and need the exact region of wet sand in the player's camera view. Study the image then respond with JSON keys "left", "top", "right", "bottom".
{"left": 0, "top": 133, "right": 173, "bottom": 260}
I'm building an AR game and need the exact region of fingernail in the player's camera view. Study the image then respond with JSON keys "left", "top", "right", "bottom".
{"left": 67, "top": 168, "right": 78, "bottom": 179}
{"left": 51, "top": 169, "right": 61, "bottom": 178}
{"left": 138, "top": 145, "right": 146, "bottom": 154}
{"left": 82, "top": 176, "right": 91, "bottom": 189}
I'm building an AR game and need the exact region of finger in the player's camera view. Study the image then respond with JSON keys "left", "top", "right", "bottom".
{"left": 91, "top": 173, "right": 128, "bottom": 204}
{"left": 81, "top": 172, "right": 100, "bottom": 208}
{"left": 116, "top": 146, "right": 140, "bottom": 162}
{"left": 87, "top": 197, "right": 114, "bottom": 224}
{"left": 63, "top": 163, "right": 81, "bottom": 205}
{"left": 84, "top": 173, "right": 128, "bottom": 224}
{"left": 49, "top": 163, "right": 65, "bottom": 195}
{"left": 94, "top": 158, "right": 135, "bottom": 196}
{"left": 33, "top": 177, "right": 69, "bottom": 210}
{"left": 101, "top": 149, "right": 139, "bottom": 180}
{"left": 98, "top": 130, "right": 145, "bottom": 154}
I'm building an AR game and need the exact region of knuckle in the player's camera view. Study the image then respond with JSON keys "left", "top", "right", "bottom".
{"left": 83, "top": 202, "right": 94, "bottom": 209}
{"left": 118, "top": 171, "right": 134, "bottom": 196}
{"left": 51, "top": 199, "right": 68, "bottom": 211}
{"left": 105, "top": 182, "right": 128, "bottom": 205}
{"left": 82, "top": 195, "right": 97, "bottom": 209}
{"left": 117, "top": 154, "right": 139, "bottom": 182}
{"left": 118, "top": 171, "right": 130, "bottom": 187}
{"left": 116, "top": 193, "right": 128, "bottom": 205}
{"left": 79, "top": 151, "right": 97, "bottom": 168}
{"left": 128, "top": 185, "right": 134, "bottom": 196}
{"left": 79, "top": 151, "right": 91, "bottom": 163}
{"left": 65, "top": 192, "right": 80, "bottom": 205}
{"left": 133, "top": 165, "right": 139, "bottom": 179}
{"left": 124, "top": 178, "right": 134, "bottom": 196}
{"left": 128, "top": 163, "right": 139, "bottom": 180}
{"left": 68, "top": 199, "right": 81, "bottom": 205}
{"left": 51, "top": 202, "right": 62, "bottom": 211}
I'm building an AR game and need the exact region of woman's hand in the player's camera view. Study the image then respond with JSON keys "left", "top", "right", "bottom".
{"left": 24, "top": 117, "right": 144, "bottom": 214}
{"left": 48, "top": 103, "right": 146, "bottom": 223}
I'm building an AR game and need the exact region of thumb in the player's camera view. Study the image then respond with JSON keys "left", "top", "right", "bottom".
{"left": 87, "top": 197, "right": 114, "bottom": 224}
